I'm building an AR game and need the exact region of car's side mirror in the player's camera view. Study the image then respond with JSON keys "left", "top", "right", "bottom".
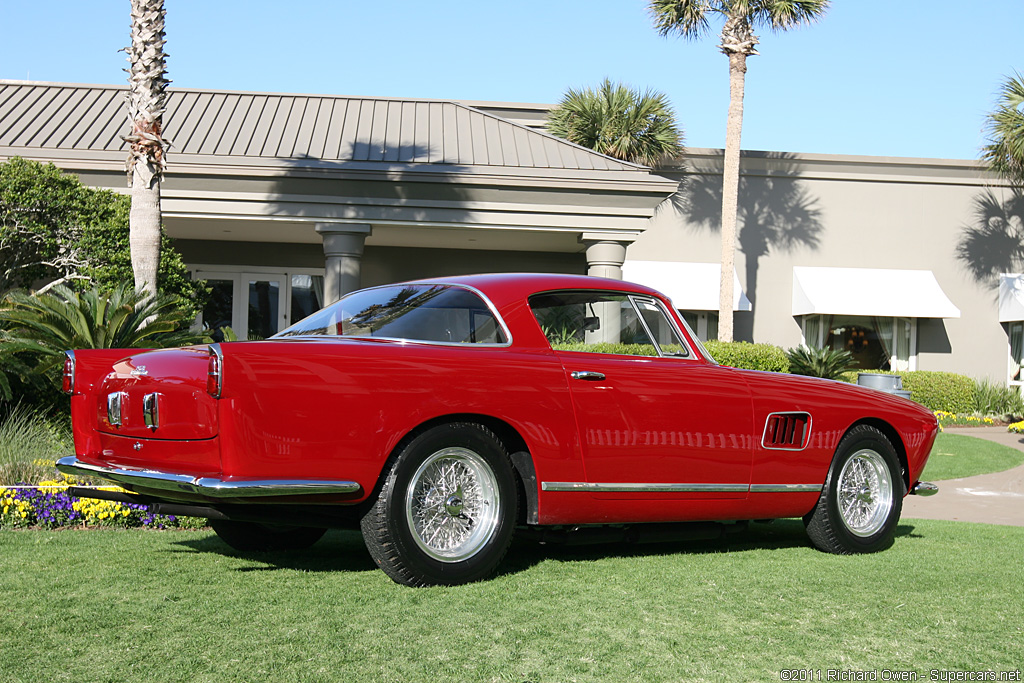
{"left": 583, "top": 316, "right": 601, "bottom": 331}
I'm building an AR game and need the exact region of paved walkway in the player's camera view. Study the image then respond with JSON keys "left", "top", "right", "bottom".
{"left": 902, "top": 426, "right": 1024, "bottom": 526}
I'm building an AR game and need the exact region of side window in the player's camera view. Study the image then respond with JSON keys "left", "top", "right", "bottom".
{"left": 529, "top": 291, "right": 689, "bottom": 358}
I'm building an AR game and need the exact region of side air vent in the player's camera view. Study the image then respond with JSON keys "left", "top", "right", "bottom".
{"left": 762, "top": 412, "right": 811, "bottom": 450}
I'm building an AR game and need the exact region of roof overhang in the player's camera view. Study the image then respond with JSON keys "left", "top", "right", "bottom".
{"left": 999, "top": 274, "right": 1024, "bottom": 322}
{"left": 623, "top": 260, "right": 752, "bottom": 311}
{"left": 792, "top": 266, "right": 960, "bottom": 318}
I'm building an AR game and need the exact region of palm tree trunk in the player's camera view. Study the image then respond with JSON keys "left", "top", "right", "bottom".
{"left": 125, "top": 0, "right": 169, "bottom": 299}
{"left": 718, "top": 50, "right": 747, "bottom": 343}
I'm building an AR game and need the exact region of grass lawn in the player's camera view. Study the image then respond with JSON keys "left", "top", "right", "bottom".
{"left": 1, "top": 521, "right": 1021, "bottom": 682}
{"left": 922, "top": 432, "right": 1024, "bottom": 481}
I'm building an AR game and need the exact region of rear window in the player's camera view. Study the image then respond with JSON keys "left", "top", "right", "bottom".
{"left": 274, "top": 284, "right": 508, "bottom": 345}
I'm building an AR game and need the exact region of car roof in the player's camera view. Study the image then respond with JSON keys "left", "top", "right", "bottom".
{"left": 406, "top": 272, "right": 666, "bottom": 308}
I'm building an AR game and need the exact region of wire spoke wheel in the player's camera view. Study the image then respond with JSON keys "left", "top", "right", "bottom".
{"left": 361, "top": 422, "right": 518, "bottom": 586}
{"left": 836, "top": 449, "right": 894, "bottom": 537}
{"left": 805, "top": 424, "right": 904, "bottom": 554}
{"left": 406, "top": 447, "right": 500, "bottom": 562}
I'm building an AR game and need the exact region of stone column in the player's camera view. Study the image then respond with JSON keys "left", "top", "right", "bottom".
{"left": 315, "top": 223, "right": 372, "bottom": 304}
{"left": 579, "top": 232, "right": 638, "bottom": 280}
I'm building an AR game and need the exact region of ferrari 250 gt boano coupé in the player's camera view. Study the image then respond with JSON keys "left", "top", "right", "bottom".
{"left": 58, "top": 273, "right": 939, "bottom": 586}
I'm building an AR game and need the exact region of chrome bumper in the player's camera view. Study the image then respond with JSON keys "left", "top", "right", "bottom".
{"left": 910, "top": 481, "right": 939, "bottom": 496}
{"left": 56, "top": 456, "right": 360, "bottom": 499}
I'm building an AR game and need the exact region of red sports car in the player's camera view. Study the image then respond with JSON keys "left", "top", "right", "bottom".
{"left": 58, "top": 273, "right": 939, "bottom": 586}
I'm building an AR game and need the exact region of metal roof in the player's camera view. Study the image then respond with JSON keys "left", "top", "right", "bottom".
{"left": 0, "top": 80, "right": 645, "bottom": 172}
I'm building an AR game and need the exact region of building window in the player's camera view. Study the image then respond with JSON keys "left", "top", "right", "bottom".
{"left": 1009, "top": 321, "right": 1024, "bottom": 386}
{"left": 192, "top": 266, "right": 325, "bottom": 341}
{"left": 680, "top": 311, "right": 719, "bottom": 342}
{"left": 801, "top": 315, "right": 916, "bottom": 371}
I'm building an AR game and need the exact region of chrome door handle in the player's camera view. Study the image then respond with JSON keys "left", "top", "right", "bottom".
{"left": 571, "top": 371, "right": 606, "bottom": 381}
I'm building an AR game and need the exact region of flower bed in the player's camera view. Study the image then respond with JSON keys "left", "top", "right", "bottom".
{"left": 0, "top": 474, "right": 204, "bottom": 530}
{"left": 933, "top": 411, "right": 996, "bottom": 429}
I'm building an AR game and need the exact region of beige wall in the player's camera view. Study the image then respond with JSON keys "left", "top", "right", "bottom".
{"left": 629, "top": 151, "right": 1021, "bottom": 382}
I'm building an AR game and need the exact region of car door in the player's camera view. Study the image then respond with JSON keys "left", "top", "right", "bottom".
{"left": 531, "top": 291, "right": 754, "bottom": 500}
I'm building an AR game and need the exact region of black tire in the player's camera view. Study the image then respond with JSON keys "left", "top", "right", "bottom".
{"left": 360, "top": 422, "right": 518, "bottom": 586}
{"left": 210, "top": 520, "right": 326, "bottom": 552}
{"left": 805, "top": 424, "right": 905, "bottom": 554}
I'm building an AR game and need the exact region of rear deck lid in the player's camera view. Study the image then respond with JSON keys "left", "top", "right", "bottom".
{"left": 96, "top": 347, "right": 218, "bottom": 440}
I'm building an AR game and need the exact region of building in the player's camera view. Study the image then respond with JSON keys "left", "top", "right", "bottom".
{"left": 2, "top": 80, "right": 1021, "bottom": 385}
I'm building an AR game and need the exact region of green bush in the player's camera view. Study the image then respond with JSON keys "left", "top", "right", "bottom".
{"left": 703, "top": 341, "right": 789, "bottom": 373}
{"left": 552, "top": 342, "right": 658, "bottom": 356}
{"left": 972, "top": 378, "right": 1024, "bottom": 419}
{"left": 838, "top": 369, "right": 975, "bottom": 413}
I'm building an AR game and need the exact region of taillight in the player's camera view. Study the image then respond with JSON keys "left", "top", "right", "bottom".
{"left": 207, "top": 344, "right": 223, "bottom": 398}
{"left": 62, "top": 350, "right": 76, "bottom": 395}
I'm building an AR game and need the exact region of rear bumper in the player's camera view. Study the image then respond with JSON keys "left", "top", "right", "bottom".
{"left": 56, "top": 456, "right": 360, "bottom": 499}
{"left": 910, "top": 480, "right": 939, "bottom": 496}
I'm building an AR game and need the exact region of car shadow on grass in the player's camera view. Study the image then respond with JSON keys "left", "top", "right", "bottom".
{"left": 167, "top": 529, "right": 379, "bottom": 574}
{"left": 166, "top": 519, "right": 926, "bottom": 578}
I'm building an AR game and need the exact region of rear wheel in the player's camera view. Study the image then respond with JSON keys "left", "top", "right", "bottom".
{"left": 210, "top": 520, "right": 326, "bottom": 552}
{"left": 360, "top": 422, "right": 518, "bottom": 586}
{"left": 805, "top": 425, "right": 904, "bottom": 554}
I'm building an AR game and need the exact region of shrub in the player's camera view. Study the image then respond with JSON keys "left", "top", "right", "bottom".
{"left": 973, "top": 378, "right": 1024, "bottom": 419}
{"left": 552, "top": 342, "right": 658, "bottom": 356}
{"left": 786, "top": 345, "right": 857, "bottom": 380}
{"left": 0, "top": 405, "right": 73, "bottom": 485}
{"left": 703, "top": 341, "right": 789, "bottom": 373}
{"left": 838, "top": 370, "right": 975, "bottom": 413}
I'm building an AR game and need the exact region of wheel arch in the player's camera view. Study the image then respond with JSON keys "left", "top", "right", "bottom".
{"left": 387, "top": 413, "right": 539, "bottom": 525}
{"left": 841, "top": 418, "right": 910, "bottom": 492}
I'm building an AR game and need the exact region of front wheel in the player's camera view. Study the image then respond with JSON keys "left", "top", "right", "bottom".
{"left": 360, "top": 422, "right": 518, "bottom": 586}
{"left": 805, "top": 425, "right": 904, "bottom": 554}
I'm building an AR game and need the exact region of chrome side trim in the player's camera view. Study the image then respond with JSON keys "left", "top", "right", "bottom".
{"left": 56, "top": 456, "right": 360, "bottom": 498}
{"left": 540, "top": 481, "right": 823, "bottom": 493}
{"left": 749, "top": 483, "right": 823, "bottom": 493}
{"left": 541, "top": 482, "right": 749, "bottom": 493}
{"left": 910, "top": 481, "right": 939, "bottom": 496}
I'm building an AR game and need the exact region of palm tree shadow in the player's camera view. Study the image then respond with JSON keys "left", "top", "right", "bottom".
{"left": 676, "top": 152, "right": 825, "bottom": 340}
{"left": 955, "top": 190, "right": 1024, "bottom": 287}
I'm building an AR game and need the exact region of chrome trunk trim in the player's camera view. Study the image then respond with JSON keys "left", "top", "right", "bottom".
{"left": 56, "top": 456, "right": 360, "bottom": 498}
{"left": 142, "top": 393, "right": 160, "bottom": 431}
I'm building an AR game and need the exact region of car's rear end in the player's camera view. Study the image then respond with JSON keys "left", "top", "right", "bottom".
{"left": 58, "top": 344, "right": 361, "bottom": 507}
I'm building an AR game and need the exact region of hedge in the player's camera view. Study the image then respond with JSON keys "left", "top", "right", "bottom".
{"left": 838, "top": 369, "right": 975, "bottom": 413}
{"left": 703, "top": 341, "right": 790, "bottom": 373}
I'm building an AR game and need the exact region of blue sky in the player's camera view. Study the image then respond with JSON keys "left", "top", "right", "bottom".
{"left": 1, "top": 0, "right": 1020, "bottom": 160}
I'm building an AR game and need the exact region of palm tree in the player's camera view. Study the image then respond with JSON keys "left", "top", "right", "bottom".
{"left": 982, "top": 72, "right": 1024, "bottom": 186}
{"left": 124, "top": 0, "right": 170, "bottom": 298}
{"left": 546, "top": 78, "right": 684, "bottom": 167}
{"left": 649, "top": 0, "right": 829, "bottom": 341}
{"left": 0, "top": 284, "right": 198, "bottom": 400}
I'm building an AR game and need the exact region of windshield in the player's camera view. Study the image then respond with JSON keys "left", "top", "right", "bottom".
{"left": 274, "top": 284, "right": 508, "bottom": 345}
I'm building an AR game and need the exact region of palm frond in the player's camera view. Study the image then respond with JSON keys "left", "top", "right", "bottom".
{"left": 547, "top": 78, "right": 684, "bottom": 167}
{"left": 982, "top": 72, "right": 1024, "bottom": 186}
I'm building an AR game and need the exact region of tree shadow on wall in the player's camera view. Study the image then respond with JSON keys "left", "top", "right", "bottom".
{"left": 956, "top": 190, "right": 1024, "bottom": 287}
{"left": 676, "top": 152, "right": 825, "bottom": 338}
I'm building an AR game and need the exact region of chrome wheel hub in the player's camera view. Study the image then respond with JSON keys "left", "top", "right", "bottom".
{"left": 837, "top": 449, "right": 894, "bottom": 537}
{"left": 406, "top": 448, "right": 500, "bottom": 562}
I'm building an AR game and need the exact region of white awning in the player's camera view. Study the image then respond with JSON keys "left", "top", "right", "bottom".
{"left": 622, "top": 260, "right": 752, "bottom": 311}
{"left": 999, "top": 274, "right": 1024, "bottom": 322}
{"left": 792, "top": 266, "right": 960, "bottom": 318}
